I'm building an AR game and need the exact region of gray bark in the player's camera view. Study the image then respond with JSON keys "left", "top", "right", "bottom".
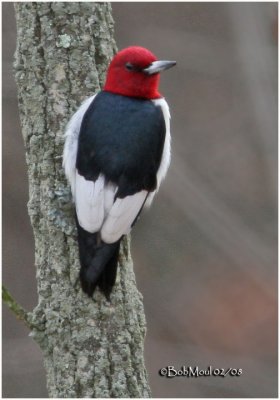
{"left": 13, "top": 2, "right": 151, "bottom": 397}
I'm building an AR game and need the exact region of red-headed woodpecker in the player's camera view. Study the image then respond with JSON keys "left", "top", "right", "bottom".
{"left": 63, "top": 46, "right": 176, "bottom": 298}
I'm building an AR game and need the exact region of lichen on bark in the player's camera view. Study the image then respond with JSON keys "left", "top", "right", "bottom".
{"left": 13, "top": 2, "right": 151, "bottom": 397}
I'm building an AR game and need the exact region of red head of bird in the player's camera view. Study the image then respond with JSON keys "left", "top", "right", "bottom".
{"left": 104, "top": 46, "right": 176, "bottom": 100}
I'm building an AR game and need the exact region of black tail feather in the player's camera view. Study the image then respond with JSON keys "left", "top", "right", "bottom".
{"left": 96, "top": 240, "right": 121, "bottom": 300}
{"left": 75, "top": 216, "right": 121, "bottom": 298}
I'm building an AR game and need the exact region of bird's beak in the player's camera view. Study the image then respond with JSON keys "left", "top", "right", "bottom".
{"left": 143, "top": 60, "right": 177, "bottom": 75}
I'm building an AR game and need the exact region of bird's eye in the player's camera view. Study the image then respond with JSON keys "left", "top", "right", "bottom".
{"left": 125, "top": 63, "right": 143, "bottom": 72}
{"left": 125, "top": 63, "right": 134, "bottom": 71}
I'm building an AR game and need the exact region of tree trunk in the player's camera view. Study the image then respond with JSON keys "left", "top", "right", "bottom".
{"left": 13, "top": 2, "right": 151, "bottom": 397}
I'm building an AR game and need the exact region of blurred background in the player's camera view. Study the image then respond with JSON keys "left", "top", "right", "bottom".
{"left": 3, "top": 2, "right": 278, "bottom": 398}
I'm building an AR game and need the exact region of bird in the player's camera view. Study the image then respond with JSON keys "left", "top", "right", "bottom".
{"left": 63, "top": 46, "right": 176, "bottom": 299}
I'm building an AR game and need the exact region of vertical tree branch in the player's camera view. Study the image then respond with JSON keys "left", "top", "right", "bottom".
{"left": 13, "top": 2, "right": 151, "bottom": 397}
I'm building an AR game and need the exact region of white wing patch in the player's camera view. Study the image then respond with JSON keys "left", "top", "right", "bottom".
{"left": 75, "top": 173, "right": 147, "bottom": 242}
{"left": 101, "top": 190, "right": 148, "bottom": 244}
{"left": 104, "top": 181, "right": 117, "bottom": 217}
{"left": 75, "top": 173, "right": 105, "bottom": 233}
{"left": 145, "top": 97, "right": 171, "bottom": 208}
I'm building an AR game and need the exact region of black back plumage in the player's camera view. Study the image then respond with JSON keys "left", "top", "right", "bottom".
{"left": 76, "top": 91, "right": 166, "bottom": 198}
